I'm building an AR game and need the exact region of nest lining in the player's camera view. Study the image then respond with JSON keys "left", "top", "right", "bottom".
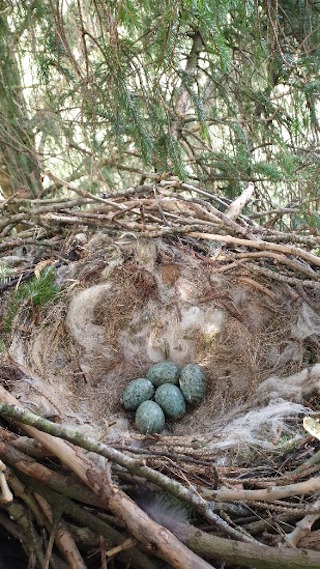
{"left": 3, "top": 237, "right": 319, "bottom": 450}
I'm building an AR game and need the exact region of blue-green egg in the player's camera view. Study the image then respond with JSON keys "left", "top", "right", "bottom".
{"left": 146, "top": 361, "right": 180, "bottom": 387}
{"left": 135, "top": 400, "right": 166, "bottom": 434}
{"left": 179, "top": 364, "right": 207, "bottom": 404}
{"left": 155, "top": 383, "right": 186, "bottom": 419}
{"left": 121, "top": 378, "right": 155, "bottom": 410}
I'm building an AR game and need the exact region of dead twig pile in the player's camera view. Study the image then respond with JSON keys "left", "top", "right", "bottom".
{"left": 0, "top": 178, "right": 320, "bottom": 289}
{"left": 1, "top": 394, "right": 320, "bottom": 568}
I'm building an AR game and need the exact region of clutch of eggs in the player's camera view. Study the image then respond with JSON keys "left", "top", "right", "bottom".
{"left": 121, "top": 361, "right": 207, "bottom": 434}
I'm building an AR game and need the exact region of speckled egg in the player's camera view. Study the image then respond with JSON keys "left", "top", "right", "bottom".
{"left": 155, "top": 384, "right": 186, "bottom": 419}
{"left": 121, "top": 378, "right": 155, "bottom": 410}
{"left": 179, "top": 364, "right": 207, "bottom": 404}
{"left": 146, "top": 361, "right": 180, "bottom": 387}
{"left": 135, "top": 400, "right": 166, "bottom": 434}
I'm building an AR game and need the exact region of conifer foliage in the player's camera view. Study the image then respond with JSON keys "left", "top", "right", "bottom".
{"left": 0, "top": 1, "right": 320, "bottom": 218}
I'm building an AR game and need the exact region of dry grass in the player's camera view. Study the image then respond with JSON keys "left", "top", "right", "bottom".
{"left": 2, "top": 239, "right": 311, "bottom": 446}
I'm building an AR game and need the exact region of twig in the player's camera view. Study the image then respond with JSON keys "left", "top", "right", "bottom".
{"left": 243, "top": 262, "right": 319, "bottom": 287}
{"left": 0, "top": 460, "right": 13, "bottom": 503}
{"left": 237, "top": 276, "right": 278, "bottom": 300}
{"left": 6, "top": 470, "right": 48, "bottom": 526}
{"left": 225, "top": 182, "right": 255, "bottom": 220}
{"left": 283, "top": 497, "right": 320, "bottom": 547}
{"left": 204, "top": 477, "right": 320, "bottom": 502}
{"left": 35, "top": 493, "right": 87, "bottom": 569}
{"left": 0, "top": 439, "right": 106, "bottom": 508}
{"left": 287, "top": 447, "right": 320, "bottom": 476}
{"left": 37, "top": 486, "right": 158, "bottom": 569}
{"left": 188, "top": 232, "right": 320, "bottom": 268}
{"left": 0, "top": 400, "right": 256, "bottom": 544}
{"left": 105, "top": 537, "right": 137, "bottom": 559}
{"left": 184, "top": 523, "right": 320, "bottom": 569}
{"left": 0, "top": 396, "right": 214, "bottom": 569}
{"left": 233, "top": 250, "right": 317, "bottom": 280}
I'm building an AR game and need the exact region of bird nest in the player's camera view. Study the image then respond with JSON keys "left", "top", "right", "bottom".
{"left": 3, "top": 236, "right": 315, "bottom": 446}
{"left": 1, "top": 182, "right": 320, "bottom": 567}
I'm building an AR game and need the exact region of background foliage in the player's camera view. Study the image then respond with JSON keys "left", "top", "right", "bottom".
{"left": 1, "top": 1, "right": 320, "bottom": 226}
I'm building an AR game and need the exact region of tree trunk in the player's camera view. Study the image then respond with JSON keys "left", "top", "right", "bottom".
{"left": 0, "top": 3, "right": 42, "bottom": 198}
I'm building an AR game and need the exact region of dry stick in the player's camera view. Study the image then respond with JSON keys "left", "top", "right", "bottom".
{"left": 243, "top": 512, "right": 304, "bottom": 536}
{"left": 225, "top": 182, "right": 255, "bottom": 220}
{"left": 0, "top": 460, "right": 13, "bottom": 503}
{"left": 189, "top": 232, "right": 320, "bottom": 268}
{"left": 67, "top": 177, "right": 251, "bottom": 239}
{"left": 37, "top": 494, "right": 66, "bottom": 569}
{"left": 0, "top": 438, "right": 103, "bottom": 508}
{"left": 288, "top": 448, "right": 320, "bottom": 476}
{"left": 233, "top": 250, "right": 317, "bottom": 280}
{"left": 11, "top": 198, "right": 93, "bottom": 215}
{"left": 283, "top": 497, "right": 320, "bottom": 547}
{"left": 237, "top": 276, "right": 278, "bottom": 301}
{"left": 2, "top": 430, "right": 55, "bottom": 459}
{"left": 162, "top": 181, "right": 231, "bottom": 211}
{"left": 3, "top": 500, "right": 46, "bottom": 567}
{"left": 265, "top": 231, "right": 320, "bottom": 246}
{"left": 35, "top": 469, "right": 320, "bottom": 569}
{"left": 0, "top": 212, "right": 25, "bottom": 232}
{"left": 0, "top": 510, "right": 29, "bottom": 551}
{"left": 176, "top": 181, "right": 258, "bottom": 239}
{"left": 243, "top": 262, "right": 319, "bottom": 287}
{"left": 0, "top": 400, "right": 255, "bottom": 544}
{"left": 40, "top": 211, "right": 125, "bottom": 230}
{"left": 7, "top": 470, "right": 47, "bottom": 527}
{"left": 2, "top": 438, "right": 160, "bottom": 567}
{"left": 112, "top": 442, "right": 215, "bottom": 467}
{"left": 204, "top": 477, "right": 320, "bottom": 503}
{"left": 44, "top": 170, "right": 126, "bottom": 210}
{"left": 0, "top": 444, "right": 165, "bottom": 568}
{"left": 36, "top": 486, "right": 159, "bottom": 569}
{"left": 0, "top": 236, "right": 58, "bottom": 251}
{"left": 2, "top": 181, "right": 320, "bottom": 254}
{"left": 173, "top": 199, "right": 226, "bottom": 225}
{"left": 0, "top": 510, "right": 73, "bottom": 569}
{"left": 105, "top": 537, "right": 137, "bottom": 559}
{"left": 99, "top": 536, "right": 107, "bottom": 569}
{"left": 250, "top": 207, "right": 300, "bottom": 219}
{"left": 185, "top": 525, "right": 320, "bottom": 569}
{"left": 0, "top": 394, "right": 213, "bottom": 569}
{"left": 6, "top": 471, "right": 71, "bottom": 568}
{"left": 207, "top": 256, "right": 317, "bottom": 287}
{"left": 35, "top": 493, "right": 87, "bottom": 569}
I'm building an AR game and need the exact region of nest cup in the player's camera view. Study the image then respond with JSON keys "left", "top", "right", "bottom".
{"left": 6, "top": 238, "right": 315, "bottom": 447}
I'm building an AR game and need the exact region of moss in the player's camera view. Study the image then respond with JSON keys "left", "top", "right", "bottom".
{"left": 3, "top": 268, "right": 59, "bottom": 333}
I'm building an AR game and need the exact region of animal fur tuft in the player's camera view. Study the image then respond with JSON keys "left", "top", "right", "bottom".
{"left": 135, "top": 490, "right": 189, "bottom": 541}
